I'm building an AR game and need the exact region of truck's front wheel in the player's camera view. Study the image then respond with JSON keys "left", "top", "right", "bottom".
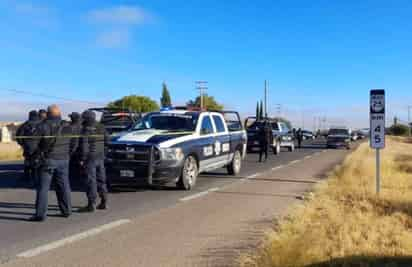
{"left": 177, "top": 155, "right": 198, "bottom": 190}
{"left": 273, "top": 141, "right": 281, "bottom": 155}
{"left": 227, "top": 150, "right": 242, "bottom": 175}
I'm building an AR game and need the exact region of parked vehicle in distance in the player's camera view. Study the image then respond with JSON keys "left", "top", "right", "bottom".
{"left": 89, "top": 108, "right": 142, "bottom": 134}
{"left": 351, "top": 131, "right": 359, "bottom": 141}
{"left": 245, "top": 118, "right": 279, "bottom": 154}
{"left": 301, "top": 130, "right": 315, "bottom": 140}
{"left": 106, "top": 107, "right": 247, "bottom": 191}
{"left": 272, "top": 120, "right": 295, "bottom": 152}
{"left": 245, "top": 117, "right": 294, "bottom": 154}
{"left": 326, "top": 127, "right": 351, "bottom": 149}
{"left": 359, "top": 128, "right": 370, "bottom": 138}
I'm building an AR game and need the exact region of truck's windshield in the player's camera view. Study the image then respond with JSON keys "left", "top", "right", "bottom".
{"left": 328, "top": 129, "right": 349, "bottom": 135}
{"left": 133, "top": 113, "right": 199, "bottom": 132}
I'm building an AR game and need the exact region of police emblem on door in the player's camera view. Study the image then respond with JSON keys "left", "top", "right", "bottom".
{"left": 215, "top": 141, "right": 221, "bottom": 155}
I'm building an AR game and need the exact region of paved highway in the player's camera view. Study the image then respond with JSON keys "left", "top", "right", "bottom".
{"left": 0, "top": 139, "right": 337, "bottom": 264}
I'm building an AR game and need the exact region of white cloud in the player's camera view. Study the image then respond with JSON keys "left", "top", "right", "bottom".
{"left": 87, "top": 5, "right": 153, "bottom": 48}
{"left": 87, "top": 5, "right": 151, "bottom": 25}
{"left": 95, "top": 29, "right": 131, "bottom": 48}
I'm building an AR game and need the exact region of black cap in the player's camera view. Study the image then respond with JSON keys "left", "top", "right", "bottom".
{"left": 29, "top": 110, "right": 38, "bottom": 120}
{"left": 69, "top": 112, "right": 81, "bottom": 121}
{"left": 82, "top": 110, "right": 96, "bottom": 122}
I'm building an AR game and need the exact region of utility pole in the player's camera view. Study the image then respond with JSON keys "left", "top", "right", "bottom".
{"left": 264, "top": 80, "right": 268, "bottom": 119}
{"left": 195, "top": 81, "right": 208, "bottom": 109}
{"left": 275, "top": 104, "right": 281, "bottom": 117}
{"left": 301, "top": 109, "right": 305, "bottom": 129}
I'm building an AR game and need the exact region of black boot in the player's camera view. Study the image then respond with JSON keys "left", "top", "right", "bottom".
{"left": 97, "top": 194, "right": 108, "bottom": 210}
{"left": 78, "top": 202, "right": 96, "bottom": 213}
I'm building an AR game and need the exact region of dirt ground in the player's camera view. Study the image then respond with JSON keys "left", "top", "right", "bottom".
{"left": 0, "top": 142, "right": 23, "bottom": 161}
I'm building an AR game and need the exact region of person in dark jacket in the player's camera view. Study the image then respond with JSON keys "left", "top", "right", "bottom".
{"left": 297, "top": 128, "right": 303, "bottom": 148}
{"left": 68, "top": 112, "right": 82, "bottom": 183}
{"left": 16, "top": 111, "right": 41, "bottom": 184}
{"left": 30, "top": 105, "right": 77, "bottom": 222}
{"left": 258, "top": 121, "right": 272, "bottom": 162}
{"left": 38, "top": 109, "right": 47, "bottom": 121}
{"left": 78, "top": 110, "right": 108, "bottom": 212}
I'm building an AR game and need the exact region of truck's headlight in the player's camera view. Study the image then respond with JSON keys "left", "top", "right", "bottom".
{"left": 161, "top": 148, "right": 184, "bottom": 161}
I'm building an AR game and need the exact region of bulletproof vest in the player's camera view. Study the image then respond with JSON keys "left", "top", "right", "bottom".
{"left": 23, "top": 121, "right": 39, "bottom": 137}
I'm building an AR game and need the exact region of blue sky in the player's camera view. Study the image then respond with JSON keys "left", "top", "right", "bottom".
{"left": 1, "top": 0, "right": 412, "bottom": 128}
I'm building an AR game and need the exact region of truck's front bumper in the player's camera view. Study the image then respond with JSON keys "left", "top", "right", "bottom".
{"left": 105, "top": 143, "right": 184, "bottom": 186}
{"left": 106, "top": 158, "right": 184, "bottom": 186}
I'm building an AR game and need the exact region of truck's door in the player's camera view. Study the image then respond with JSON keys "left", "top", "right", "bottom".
{"left": 220, "top": 111, "right": 247, "bottom": 159}
{"left": 211, "top": 114, "right": 231, "bottom": 164}
{"left": 197, "top": 114, "right": 217, "bottom": 172}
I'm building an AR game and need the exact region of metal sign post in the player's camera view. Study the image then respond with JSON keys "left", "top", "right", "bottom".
{"left": 370, "top": 89, "right": 385, "bottom": 194}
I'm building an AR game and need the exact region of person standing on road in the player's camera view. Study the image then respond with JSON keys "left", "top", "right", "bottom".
{"left": 30, "top": 105, "right": 76, "bottom": 222}
{"left": 78, "top": 110, "right": 108, "bottom": 212}
{"left": 297, "top": 128, "right": 303, "bottom": 148}
{"left": 258, "top": 121, "right": 272, "bottom": 162}
{"left": 38, "top": 109, "right": 47, "bottom": 121}
{"left": 68, "top": 112, "right": 82, "bottom": 183}
{"left": 16, "top": 110, "right": 41, "bottom": 186}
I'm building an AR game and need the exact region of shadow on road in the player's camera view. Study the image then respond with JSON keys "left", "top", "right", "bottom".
{"left": 0, "top": 202, "right": 73, "bottom": 222}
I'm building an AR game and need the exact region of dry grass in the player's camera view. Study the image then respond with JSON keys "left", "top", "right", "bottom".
{"left": 0, "top": 142, "right": 23, "bottom": 161}
{"left": 240, "top": 138, "right": 412, "bottom": 267}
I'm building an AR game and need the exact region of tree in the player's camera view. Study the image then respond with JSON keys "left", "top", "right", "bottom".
{"left": 256, "top": 102, "right": 260, "bottom": 120}
{"left": 160, "top": 82, "right": 172, "bottom": 107}
{"left": 108, "top": 95, "right": 159, "bottom": 113}
{"left": 187, "top": 94, "right": 224, "bottom": 110}
{"left": 388, "top": 123, "right": 409, "bottom": 136}
{"left": 259, "top": 100, "right": 264, "bottom": 120}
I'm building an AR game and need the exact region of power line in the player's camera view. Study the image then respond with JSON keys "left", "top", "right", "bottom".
{"left": 2, "top": 88, "right": 105, "bottom": 106}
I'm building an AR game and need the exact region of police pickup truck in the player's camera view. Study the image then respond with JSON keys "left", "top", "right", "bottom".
{"left": 106, "top": 108, "right": 247, "bottom": 190}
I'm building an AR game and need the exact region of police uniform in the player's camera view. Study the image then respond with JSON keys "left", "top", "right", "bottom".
{"left": 297, "top": 128, "right": 303, "bottom": 148}
{"left": 16, "top": 111, "right": 41, "bottom": 185}
{"left": 31, "top": 115, "right": 77, "bottom": 221}
{"left": 259, "top": 122, "right": 272, "bottom": 162}
{"left": 68, "top": 112, "right": 82, "bottom": 183}
{"left": 79, "top": 110, "right": 108, "bottom": 212}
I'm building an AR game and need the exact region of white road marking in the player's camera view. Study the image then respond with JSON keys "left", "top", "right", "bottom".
{"left": 289, "top": 160, "right": 300, "bottom": 165}
{"left": 17, "top": 219, "right": 131, "bottom": 258}
{"left": 180, "top": 187, "right": 220, "bottom": 202}
{"left": 247, "top": 173, "right": 261, "bottom": 179}
{"left": 304, "top": 155, "right": 312, "bottom": 160}
{"left": 272, "top": 165, "right": 284, "bottom": 171}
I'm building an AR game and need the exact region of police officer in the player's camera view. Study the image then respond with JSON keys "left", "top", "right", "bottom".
{"left": 297, "top": 128, "right": 303, "bottom": 148}
{"left": 258, "top": 121, "right": 272, "bottom": 162}
{"left": 78, "top": 110, "right": 108, "bottom": 212}
{"left": 38, "top": 109, "right": 47, "bottom": 121}
{"left": 68, "top": 112, "right": 82, "bottom": 183}
{"left": 16, "top": 110, "right": 41, "bottom": 185}
{"left": 30, "top": 105, "right": 77, "bottom": 222}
